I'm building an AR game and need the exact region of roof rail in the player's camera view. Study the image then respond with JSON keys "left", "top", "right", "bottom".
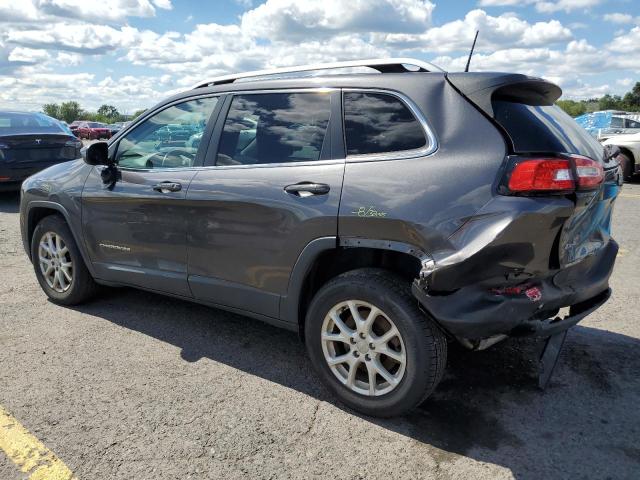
{"left": 191, "top": 58, "right": 444, "bottom": 89}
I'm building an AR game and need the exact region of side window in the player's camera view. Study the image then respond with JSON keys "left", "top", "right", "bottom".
{"left": 610, "top": 117, "right": 623, "bottom": 128}
{"left": 116, "top": 97, "right": 218, "bottom": 169}
{"left": 216, "top": 92, "right": 330, "bottom": 166}
{"left": 625, "top": 119, "right": 640, "bottom": 128}
{"left": 343, "top": 92, "right": 427, "bottom": 156}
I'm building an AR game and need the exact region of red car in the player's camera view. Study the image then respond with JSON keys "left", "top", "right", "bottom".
{"left": 75, "top": 122, "right": 111, "bottom": 140}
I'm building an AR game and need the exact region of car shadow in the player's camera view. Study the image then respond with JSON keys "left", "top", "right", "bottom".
{"left": 0, "top": 191, "right": 20, "bottom": 213}
{"left": 69, "top": 287, "right": 640, "bottom": 479}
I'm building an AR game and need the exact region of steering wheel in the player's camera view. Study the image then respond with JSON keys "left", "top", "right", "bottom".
{"left": 146, "top": 149, "right": 192, "bottom": 168}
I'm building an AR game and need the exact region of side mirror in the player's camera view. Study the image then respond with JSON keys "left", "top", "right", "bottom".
{"left": 82, "top": 141, "right": 111, "bottom": 166}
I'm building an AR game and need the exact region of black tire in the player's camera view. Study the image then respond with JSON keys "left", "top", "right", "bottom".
{"left": 31, "top": 215, "right": 98, "bottom": 305}
{"left": 305, "top": 268, "right": 447, "bottom": 417}
{"left": 618, "top": 152, "right": 633, "bottom": 181}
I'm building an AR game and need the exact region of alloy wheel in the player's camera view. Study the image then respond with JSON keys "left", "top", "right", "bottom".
{"left": 321, "top": 300, "right": 407, "bottom": 396}
{"left": 38, "top": 231, "right": 73, "bottom": 293}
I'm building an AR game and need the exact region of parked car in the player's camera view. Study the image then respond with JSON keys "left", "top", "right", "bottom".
{"left": 107, "top": 122, "right": 125, "bottom": 136}
{"left": 19, "top": 59, "right": 621, "bottom": 417}
{"left": 575, "top": 110, "right": 640, "bottom": 140}
{"left": 602, "top": 131, "right": 640, "bottom": 180}
{"left": 75, "top": 122, "right": 111, "bottom": 140}
{"left": 68, "top": 120, "right": 82, "bottom": 136}
{"left": 0, "top": 111, "right": 82, "bottom": 191}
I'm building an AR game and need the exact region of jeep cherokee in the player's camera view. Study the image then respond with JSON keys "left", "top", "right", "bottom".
{"left": 19, "top": 58, "right": 622, "bottom": 417}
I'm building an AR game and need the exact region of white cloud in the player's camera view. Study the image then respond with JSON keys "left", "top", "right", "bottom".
{"left": 534, "top": 0, "right": 601, "bottom": 13}
{"left": 433, "top": 39, "right": 602, "bottom": 77}
{"left": 603, "top": 13, "right": 634, "bottom": 24}
{"left": 0, "top": 0, "right": 635, "bottom": 111}
{"left": 478, "top": 0, "right": 527, "bottom": 6}
{"left": 7, "top": 47, "right": 49, "bottom": 63}
{"left": 151, "top": 0, "right": 172, "bottom": 9}
{"left": 6, "top": 23, "right": 139, "bottom": 54}
{"left": 375, "top": 10, "right": 571, "bottom": 53}
{"left": 478, "top": 0, "right": 602, "bottom": 13}
{"left": 0, "top": 0, "right": 172, "bottom": 24}
{"left": 617, "top": 78, "right": 633, "bottom": 87}
{"left": 240, "top": 0, "right": 435, "bottom": 41}
{"left": 607, "top": 26, "right": 640, "bottom": 54}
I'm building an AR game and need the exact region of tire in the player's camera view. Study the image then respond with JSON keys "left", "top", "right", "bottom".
{"left": 31, "top": 215, "right": 98, "bottom": 305}
{"left": 618, "top": 152, "right": 633, "bottom": 181}
{"left": 305, "top": 268, "right": 447, "bottom": 417}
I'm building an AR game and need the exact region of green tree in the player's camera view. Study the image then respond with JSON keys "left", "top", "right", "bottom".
{"left": 42, "top": 103, "right": 61, "bottom": 119}
{"left": 132, "top": 109, "right": 147, "bottom": 119}
{"left": 97, "top": 104, "right": 120, "bottom": 122}
{"left": 622, "top": 82, "right": 640, "bottom": 109}
{"left": 557, "top": 100, "right": 586, "bottom": 117}
{"left": 58, "top": 101, "right": 82, "bottom": 123}
{"left": 598, "top": 94, "right": 623, "bottom": 111}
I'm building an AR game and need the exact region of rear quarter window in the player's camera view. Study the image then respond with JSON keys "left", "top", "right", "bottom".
{"left": 343, "top": 92, "right": 427, "bottom": 156}
{"left": 493, "top": 101, "right": 604, "bottom": 161}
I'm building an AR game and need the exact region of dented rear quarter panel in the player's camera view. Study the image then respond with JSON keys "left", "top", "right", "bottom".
{"left": 338, "top": 75, "right": 507, "bottom": 254}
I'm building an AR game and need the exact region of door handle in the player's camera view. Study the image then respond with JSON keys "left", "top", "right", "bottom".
{"left": 153, "top": 182, "right": 182, "bottom": 193}
{"left": 284, "top": 182, "right": 330, "bottom": 196}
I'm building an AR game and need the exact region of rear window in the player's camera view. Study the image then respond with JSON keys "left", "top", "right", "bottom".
{"left": 0, "top": 112, "right": 68, "bottom": 135}
{"left": 343, "top": 92, "right": 427, "bottom": 156}
{"left": 493, "top": 101, "right": 604, "bottom": 161}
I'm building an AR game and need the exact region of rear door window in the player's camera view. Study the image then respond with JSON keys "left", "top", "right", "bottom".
{"left": 343, "top": 92, "right": 427, "bottom": 156}
{"left": 216, "top": 92, "right": 331, "bottom": 165}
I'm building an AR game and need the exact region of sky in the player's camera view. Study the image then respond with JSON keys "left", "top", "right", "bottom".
{"left": 0, "top": 0, "right": 638, "bottom": 114}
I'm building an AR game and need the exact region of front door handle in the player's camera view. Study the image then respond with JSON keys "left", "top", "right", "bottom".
{"left": 153, "top": 181, "right": 182, "bottom": 193}
{"left": 284, "top": 182, "right": 330, "bottom": 197}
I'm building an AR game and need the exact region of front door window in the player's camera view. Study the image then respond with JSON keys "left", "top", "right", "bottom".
{"left": 116, "top": 97, "right": 218, "bottom": 169}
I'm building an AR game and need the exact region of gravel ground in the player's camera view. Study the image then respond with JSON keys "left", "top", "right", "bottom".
{"left": 1, "top": 184, "right": 639, "bottom": 480}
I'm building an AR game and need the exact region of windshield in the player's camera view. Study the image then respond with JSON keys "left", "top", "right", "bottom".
{"left": 0, "top": 112, "right": 70, "bottom": 136}
{"left": 87, "top": 122, "right": 105, "bottom": 128}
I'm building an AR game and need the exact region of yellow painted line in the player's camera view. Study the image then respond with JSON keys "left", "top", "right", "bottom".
{"left": 619, "top": 193, "right": 640, "bottom": 199}
{"left": 0, "top": 405, "right": 76, "bottom": 480}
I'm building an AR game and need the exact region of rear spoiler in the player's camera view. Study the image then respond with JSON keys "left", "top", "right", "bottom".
{"left": 446, "top": 72, "right": 562, "bottom": 118}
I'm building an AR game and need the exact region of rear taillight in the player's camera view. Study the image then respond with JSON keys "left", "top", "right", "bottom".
{"left": 502, "top": 155, "right": 603, "bottom": 195}
{"left": 573, "top": 155, "right": 604, "bottom": 189}
{"left": 508, "top": 158, "right": 574, "bottom": 192}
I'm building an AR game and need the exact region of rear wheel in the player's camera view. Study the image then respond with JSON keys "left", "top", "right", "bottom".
{"left": 618, "top": 152, "right": 633, "bottom": 181}
{"left": 31, "top": 215, "right": 98, "bottom": 305}
{"left": 305, "top": 269, "right": 447, "bottom": 417}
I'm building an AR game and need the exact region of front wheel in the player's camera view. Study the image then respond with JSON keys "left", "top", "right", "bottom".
{"left": 305, "top": 269, "right": 447, "bottom": 417}
{"left": 31, "top": 215, "right": 98, "bottom": 305}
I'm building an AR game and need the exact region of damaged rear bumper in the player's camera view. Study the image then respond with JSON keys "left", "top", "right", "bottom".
{"left": 412, "top": 239, "right": 617, "bottom": 341}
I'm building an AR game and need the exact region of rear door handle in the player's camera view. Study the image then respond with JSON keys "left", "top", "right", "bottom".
{"left": 153, "top": 181, "right": 182, "bottom": 193}
{"left": 284, "top": 182, "right": 330, "bottom": 196}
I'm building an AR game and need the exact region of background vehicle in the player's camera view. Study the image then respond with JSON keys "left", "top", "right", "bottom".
{"left": 107, "top": 122, "right": 125, "bottom": 136}
{"left": 69, "top": 120, "right": 82, "bottom": 136}
{"left": 575, "top": 110, "right": 640, "bottom": 140}
{"left": 603, "top": 131, "right": 640, "bottom": 181}
{"left": 75, "top": 121, "right": 111, "bottom": 140}
{"left": 19, "top": 59, "right": 620, "bottom": 417}
{"left": 0, "top": 111, "right": 82, "bottom": 191}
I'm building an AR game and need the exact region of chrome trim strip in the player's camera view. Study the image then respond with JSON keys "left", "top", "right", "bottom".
{"left": 342, "top": 88, "right": 438, "bottom": 162}
{"left": 191, "top": 58, "right": 444, "bottom": 89}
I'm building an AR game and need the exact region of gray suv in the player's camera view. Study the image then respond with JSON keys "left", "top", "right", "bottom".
{"left": 19, "top": 58, "right": 621, "bottom": 417}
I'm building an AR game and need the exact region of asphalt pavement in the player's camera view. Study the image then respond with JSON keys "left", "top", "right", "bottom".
{"left": 1, "top": 183, "right": 639, "bottom": 479}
